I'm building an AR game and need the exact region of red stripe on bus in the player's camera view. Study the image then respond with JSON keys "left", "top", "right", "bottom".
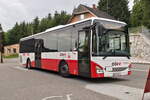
{"left": 41, "top": 59, "right": 79, "bottom": 75}
{"left": 90, "top": 61, "right": 104, "bottom": 78}
{"left": 24, "top": 59, "right": 105, "bottom": 77}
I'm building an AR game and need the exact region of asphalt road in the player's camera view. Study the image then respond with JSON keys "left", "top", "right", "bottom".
{"left": 0, "top": 58, "right": 149, "bottom": 100}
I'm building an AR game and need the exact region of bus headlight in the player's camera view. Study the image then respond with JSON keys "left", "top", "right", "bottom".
{"left": 96, "top": 66, "right": 104, "bottom": 73}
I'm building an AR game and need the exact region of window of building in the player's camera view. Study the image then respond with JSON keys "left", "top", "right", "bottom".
{"left": 8, "top": 49, "right": 11, "bottom": 53}
{"left": 13, "top": 48, "right": 16, "bottom": 53}
{"left": 80, "top": 14, "right": 85, "bottom": 20}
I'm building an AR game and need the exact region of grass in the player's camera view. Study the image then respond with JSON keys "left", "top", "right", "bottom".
{"left": 129, "top": 26, "right": 142, "bottom": 34}
{"left": 4, "top": 54, "right": 19, "bottom": 59}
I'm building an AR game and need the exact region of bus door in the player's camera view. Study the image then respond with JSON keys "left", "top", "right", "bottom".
{"left": 78, "top": 29, "right": 91, "bottom": 77}
{"left": 35, "top": 39, "right": 43, "bottom": 68}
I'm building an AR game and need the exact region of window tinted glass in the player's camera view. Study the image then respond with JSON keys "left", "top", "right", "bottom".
{"left": 58, "top": 27, "right": 71, "bottom": 51}
{"left": 78, "top": 30, "right": 90, "bottom": 54}
{"left": 20, "top": 38, "right": 35, "bottom": 53}
{"left": 35, "top": 31, "right": 58, "bottom": 52}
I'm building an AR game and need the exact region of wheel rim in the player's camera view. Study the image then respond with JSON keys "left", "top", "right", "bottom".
{"left": 61, "top": 64, "right": 68, "bottom": 74}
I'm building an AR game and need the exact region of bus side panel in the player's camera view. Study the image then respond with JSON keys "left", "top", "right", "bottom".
{"left": 90, "top": 61, "right": 104, "bottom": 78}
{"left": 58, "top": 52, "right": 78, "bottom": 75}
{"left": 67, "top": 60, "right": 78, "bottom": 75}
{"left": 20, "top": 53, "right": 35, "bottom": 67}
{"left": 41, "top": 59, "right": 59, "bottom": 71}
{"left": 41, "top": 52, "right": 59, "bottom": 71}
{"left": 20, "top": 38, "right": 35, "bottom": 67}
{"left": 40, "top": 52, "right": 79, "bottom": 75}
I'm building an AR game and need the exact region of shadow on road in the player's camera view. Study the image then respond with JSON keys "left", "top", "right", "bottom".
{"left": 30, "top": 67, "right": 129, "bottom": 84}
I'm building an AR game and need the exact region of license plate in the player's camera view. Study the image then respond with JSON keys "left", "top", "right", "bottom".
{"left": 106, "top": 67, "right": 113, "bottom": 71}
{"left": 113, "top": 73, "right": 120, "bottom": 77}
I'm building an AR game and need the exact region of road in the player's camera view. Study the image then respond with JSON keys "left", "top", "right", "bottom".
{"left": 0, "top": 58, "right": 149, "bottom": 100}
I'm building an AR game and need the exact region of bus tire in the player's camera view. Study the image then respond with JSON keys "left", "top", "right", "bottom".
{"left": 26, "top": 59, "right": 32, "bottom": 69}
{"left": 59, "top": 61, "right": 70, "bottom": 77}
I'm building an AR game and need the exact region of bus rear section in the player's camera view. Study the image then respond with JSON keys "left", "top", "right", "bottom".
{"left": 19, "top": 17, "right": 131, "bottom": 78}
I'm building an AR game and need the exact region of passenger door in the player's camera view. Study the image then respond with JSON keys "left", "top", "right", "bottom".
{"left": 35, "top": 39, "right": 43, "bottom": 68}
{"left": 78, "top": 29, "right": 91, "bottom": 77}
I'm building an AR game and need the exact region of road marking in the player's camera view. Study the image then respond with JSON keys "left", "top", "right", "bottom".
{"left": 42, "top": 96, "right": 63, "bottom": 100}
{"left": 42, "top": 94, "right": 72, "bottom": 100}
{"left": 132, "top": 69, "right": 148, "bottom": 72}
{"left": 66, "top": 94, "right": 72, "bottom": 100}
{"left": 13, "top": 66, "right": 29, "bottom": 71}
{"left": 85, "top": 83, "right": 144, "bottom": 100}
{"left": 143, "top": 93, "right": 150, "bottom": 100}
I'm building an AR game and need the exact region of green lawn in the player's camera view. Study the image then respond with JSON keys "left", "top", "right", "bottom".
{"left": 4, "top": 54, "right": 19, "bottom": 59}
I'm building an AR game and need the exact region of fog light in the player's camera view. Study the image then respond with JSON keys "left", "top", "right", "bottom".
{"left": 96, "top": 66, "right": 104, "bottom": 73}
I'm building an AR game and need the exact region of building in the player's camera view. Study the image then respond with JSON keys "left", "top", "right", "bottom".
{"left": 68, "top": 4, "right": 115, "bottom": 23}
{"left": 4, "top": 44, "right": 19, "bottom": 56}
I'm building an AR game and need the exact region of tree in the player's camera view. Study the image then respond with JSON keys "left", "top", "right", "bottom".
{"left": 98, "top": 0, "right": 130, "bottom": 24}
{"left": 7, "top": 23, "right": 20, "bottom": 44}
{"left": 3, "top": 32, "right": 9, "bottom": 45}
{"left": 39, "top": 18, "right": 50, "bottom": 32}
{"left": 130, "top": 0, "right": 144, "bottom": 27}
{"left": 142, "top": 0, "right": 150, "bottom": 29}
{"left": 51, "top": 11, "right": 71, "bottom": 27}
{"left": 33, "top": 17, "right": 40, "bottom": 34}
{"left": 48, "top": 13, "right": 52, "bottom": 20}
{"left": 5, "top": 11, "right": 71, "bottom": 45}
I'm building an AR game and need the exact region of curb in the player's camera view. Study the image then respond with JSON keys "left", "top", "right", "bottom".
{"left": 131, "top": 61, "right": 150, "bottom": 64}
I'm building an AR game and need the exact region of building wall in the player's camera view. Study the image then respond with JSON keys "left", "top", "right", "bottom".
{"left": 70, "top": 12, "right": 96, "bottom": 23}
{"left": 130, "top": 33, "right": 150, "bottom": 61}
{"left": 4, "top": 44, "right": 19, "bottom": 56}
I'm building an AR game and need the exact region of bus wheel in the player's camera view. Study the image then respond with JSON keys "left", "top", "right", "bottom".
{"left": 59, "top": 62, "right": 70, "bottom": 77}
{"left": 26, "top": 59, "right": 32, "bottom": 69}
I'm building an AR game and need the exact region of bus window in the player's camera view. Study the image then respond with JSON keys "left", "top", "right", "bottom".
{"left": 78, "top": 30, "right": 89, "bottom": 56}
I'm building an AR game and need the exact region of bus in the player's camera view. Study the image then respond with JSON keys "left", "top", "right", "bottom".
{"left": 19, "top": 17, "right": 131, "bottom": 78}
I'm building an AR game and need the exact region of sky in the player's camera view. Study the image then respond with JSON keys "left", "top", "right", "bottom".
{"left": 0, "top": 0, "right": 134, "bottom": 31}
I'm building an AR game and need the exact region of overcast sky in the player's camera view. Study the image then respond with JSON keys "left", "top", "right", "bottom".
{"left": 0, "top": 0, "right": 134, "bottom": 31}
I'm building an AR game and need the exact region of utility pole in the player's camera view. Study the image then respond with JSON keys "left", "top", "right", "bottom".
{"left": 0, "top": 24, "right": 4, "bottom": 63}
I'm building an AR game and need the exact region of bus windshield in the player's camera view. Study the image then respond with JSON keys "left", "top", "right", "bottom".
{"left": 98, "top": 31, "right": 129, "bottom": 56}
{"left": 92, "top": 22, "right": 130, "bottom": 57}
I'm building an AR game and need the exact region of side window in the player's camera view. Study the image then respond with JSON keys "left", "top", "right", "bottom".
{"left": 71, "top": 28, "right": 78, "bottom": 51}
{"left": 92, "top": 29, "right": 97, "bottom": 54}
{"left": 41, "top": 32, "right": 58, "bottom": 52}
{"left": 58, "top": 29, "right": 71, "bottom": 51}
{"left": 20, "top": 39, "right": 35, "bottom": 53}
{"left": 78, "top": 30, "right": 89, "bottom": 53}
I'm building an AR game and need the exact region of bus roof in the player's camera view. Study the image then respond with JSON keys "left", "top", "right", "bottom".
{"left": 20, "top": 17, "right": 126, "bottom": 41}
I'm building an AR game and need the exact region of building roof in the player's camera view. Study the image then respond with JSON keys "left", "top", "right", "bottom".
{"left": 68, "top": 4, "right": 115, "bottom": 23}
{"left": 82, "top": 4, "right": 115, "bottom": 20}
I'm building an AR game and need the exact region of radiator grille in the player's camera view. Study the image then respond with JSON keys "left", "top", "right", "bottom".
{"left": 106, "top": 67, "right": 128, "bottom": 72}
{"left": 112, "top": 67, "right": 127, "bottom": 72}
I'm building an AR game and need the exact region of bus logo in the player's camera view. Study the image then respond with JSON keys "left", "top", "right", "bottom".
{"left": 112, "top": 62, "right": 121, "bottom": 66}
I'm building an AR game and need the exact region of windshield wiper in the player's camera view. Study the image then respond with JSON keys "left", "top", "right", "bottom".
{"left": 102, "top": 50, "right": 114, "bottom": 59}
{"left": 126, "top": 55, "right": 130, "bottom": 59}
{"left": 102, "top": 56, "right": 108, "bottom": 59}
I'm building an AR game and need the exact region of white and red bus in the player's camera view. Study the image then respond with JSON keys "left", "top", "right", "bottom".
{"left": 19, "top": 17, "right": 131, "bottom": 78}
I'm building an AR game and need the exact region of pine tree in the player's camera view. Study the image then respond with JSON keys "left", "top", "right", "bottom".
{"left": 142, "top": 0, "right": 150, "bottom": 29}
{"left": 130, "top": 0, "right": 144, "bottom": 27}
{"left": 98, "top": 0, "right": 130, "bottom": 25}
{"left": 5, "top": 10, "right": 71, "bottom": 45}
{"left": 33, "top": 17, "right": 40, "bottom": 34}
